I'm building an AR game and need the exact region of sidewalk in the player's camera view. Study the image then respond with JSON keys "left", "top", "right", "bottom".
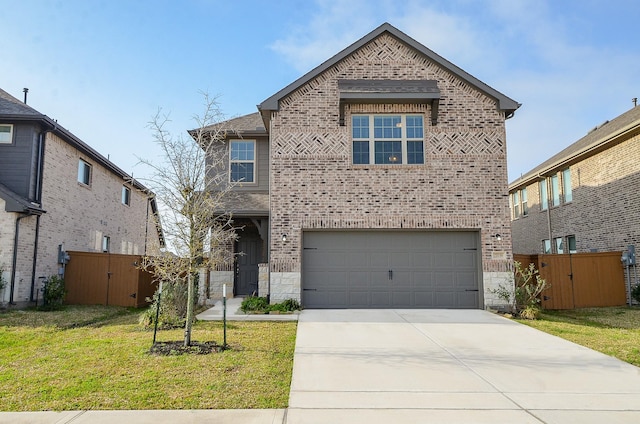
{"left": 0, "top": 409, "right": 286, "bottom": 424}
{"left": 195, "top": 297, "right": 299, "bottom": 321}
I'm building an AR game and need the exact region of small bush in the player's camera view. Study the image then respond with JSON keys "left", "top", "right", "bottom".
{"left": 240, "top": 296, "right": 269, "bottom": 313}
{"left": 41, "top": 275, "right": 66, "bottom": 310}
{"left": 280, "top": 298, "right": 301, "bottom": 311}
{"left": 240, "top": 296, "right": 301, "bottom": 314}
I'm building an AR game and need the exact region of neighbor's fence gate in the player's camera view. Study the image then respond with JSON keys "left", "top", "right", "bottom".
{"left": 513, "top": 252, "right": 627, "bottom": 310}
{"left": 64, "top": 251, "right": 157, "bottom": 307}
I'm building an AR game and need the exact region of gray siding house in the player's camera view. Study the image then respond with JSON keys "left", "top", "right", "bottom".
{"left": 204, "top": 23, "right": 520, "bottom": 309}
{"left": 0, "top": 88, "right": 164, "bottom": 307}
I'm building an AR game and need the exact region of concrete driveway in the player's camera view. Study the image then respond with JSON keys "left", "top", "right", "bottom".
{"left": 287, "top": 309, "right": 640, "bottom": 424}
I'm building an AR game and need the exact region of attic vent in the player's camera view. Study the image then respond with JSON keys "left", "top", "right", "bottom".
{"left": 588, "top": 120, "right": 609, "bottom": 134}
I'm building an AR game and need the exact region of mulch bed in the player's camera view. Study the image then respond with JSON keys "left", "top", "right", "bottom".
{"left": 149, "top": 341, "right": 225, "bottom": 355}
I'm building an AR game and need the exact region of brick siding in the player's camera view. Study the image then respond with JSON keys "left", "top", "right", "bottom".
{"left": 512, "top": 130, "right": 640, "bottom": 255}
{"left": 268, "top": 33, "right": 513, "bottom": 303}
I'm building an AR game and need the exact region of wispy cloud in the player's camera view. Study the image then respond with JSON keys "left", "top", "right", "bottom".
{"left": 269, "top": 0, "right": 640, "bottom": 180}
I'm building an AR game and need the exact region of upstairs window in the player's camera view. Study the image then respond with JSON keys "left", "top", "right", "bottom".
{"left": 122, "top": 186, "right": 131, "bottom": 206}
{"left": 230, "top": 140, "right": 255, "bottom": 183}
{"left": 78, "top": 159, "right": 92, "bottom": 186}
{"left": 550, "top": 174, "right": 560, "bottom": 207}
{"left": 352, "top": 114, "right": 424, "bottom": 165}
{"left": 0, "top": 124, "right": 13, "bottom": 144}
{"left": 563, "top": 168, "right": 573, "bottom": 203}
{"left": 540, "top": 179, "right": 548, "bottom": 210}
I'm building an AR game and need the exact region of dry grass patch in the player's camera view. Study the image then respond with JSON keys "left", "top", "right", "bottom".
{"left": 0, "top": 306, "right": 297, "bottom": 411}
{"left": 519, "top": 306, "right": 640, "bottom": 367}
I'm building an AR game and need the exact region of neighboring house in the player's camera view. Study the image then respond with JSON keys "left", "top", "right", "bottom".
{"left": 509, "top": 105, "right": 640, "bottom": 255}
{"left": 0, "top": 88, "right": 164, "bottom": 307}
{"left": 205, "top": 23, "right": 520, "bottom": 309}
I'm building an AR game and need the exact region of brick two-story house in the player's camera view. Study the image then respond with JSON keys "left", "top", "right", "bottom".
{"left": 205, "top": 23, "right": 520, "bottom": 309}
{"left": 0, "top": 88, "right": 164, "bottom": 307}
{"left": 509, "top": 105, "right": 640, "bottom": 256}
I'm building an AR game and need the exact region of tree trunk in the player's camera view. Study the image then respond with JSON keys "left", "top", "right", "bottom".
{"left": 184, "top": 261, "right": 195, "bottom": 347}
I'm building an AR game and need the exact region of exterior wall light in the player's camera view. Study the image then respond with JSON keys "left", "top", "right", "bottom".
{"left": 282, "top": 234, "right": 287, "bottom": 242}
{"left": 495, "top": 234, "right": 502, "bottom": 241}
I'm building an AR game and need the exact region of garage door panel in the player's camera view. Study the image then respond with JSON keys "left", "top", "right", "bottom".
{"left": 348, "top": 291, "right": 369, "bottom": 307}
{"left": 371, "top": 291, "right": 392, "bottom": 307}
{"left": 302, "top": 231, "right": 480, "bottom": 309}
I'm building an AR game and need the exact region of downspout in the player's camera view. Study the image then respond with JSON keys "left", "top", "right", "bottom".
{"left": 30, "top": 132, "right": 46, "bottom": 302}
{"left": 10, "top": 213, "right": 31, "bottom": 304}
{"left": 144, "top": 195, "right": 150, "bottom": 255}
{"left": 29, "top": 215, "right": 42, "bottom": 302}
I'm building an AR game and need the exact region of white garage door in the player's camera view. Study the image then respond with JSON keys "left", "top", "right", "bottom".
{"left": 302, "top": 231, "right": 480, "bottom": 308}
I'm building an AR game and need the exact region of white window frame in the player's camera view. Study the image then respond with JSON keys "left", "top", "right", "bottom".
{"left": 511, "top": 187, "right": 528, "bottom": 219}
{"left": 122, "top": 186, "right": 131, "bottom": 206}
{"left": 0, "top": 124, "right": 13, "bottom": 144}
{"left": 351, "top": 114, "right": 425, "bottom": 165}
{"left": 229, "top": 140, "right": 256, "bottom": 183}
{"left": 78, "top": 159, "right": 92, "bottom": 186}
{"left": 542, "top": 239, "right": 551, "bottom": 254}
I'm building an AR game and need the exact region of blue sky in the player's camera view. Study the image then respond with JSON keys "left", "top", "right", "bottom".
{"left": 2, "top": 0, "right": 639, "bottom": 182}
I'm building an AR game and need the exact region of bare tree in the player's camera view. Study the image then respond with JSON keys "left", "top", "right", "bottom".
{"left": 140, "top": 93, "right": 237, "bottom": 347}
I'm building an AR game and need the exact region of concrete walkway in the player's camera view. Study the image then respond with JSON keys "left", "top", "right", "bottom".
{"left": 3, "top": 309, "right": 640, "bottom": 423}
{"left": 287, "top": 309, "right": 640, "bottom": 423}
{"left": 196, "top": 297, "right": 299, "bottom": 321}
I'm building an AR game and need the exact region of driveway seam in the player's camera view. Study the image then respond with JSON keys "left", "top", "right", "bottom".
{"left": 394, "top": 310, "right": 546, "bottom": 422}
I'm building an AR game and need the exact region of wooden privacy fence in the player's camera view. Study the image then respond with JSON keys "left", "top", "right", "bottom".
{"left": 64, "top": 251, "right": 157, "bottom": 308}
{"left": 514, "top": 252, "right": 627, "bottom": 309}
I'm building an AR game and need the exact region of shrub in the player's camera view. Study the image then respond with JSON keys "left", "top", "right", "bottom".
{"left": 41, "top": 275, "right": 66, "bottom": 310}
{"left": 490, "top": 261, "right": 549, "bottom": 319}
{"left": 239, "top": 296, "right": 301, "bottom": 314}
{"left": 240, "top": 296, "right": 269, "bottom": 313}
{"left": 139, "top": 278, "right": 193, "bottom": 329}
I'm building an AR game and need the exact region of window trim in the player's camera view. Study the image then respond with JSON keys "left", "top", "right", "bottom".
{"left": 542, "top": 239, "right": 551, "bottom": 254}
{"left": 554, "top": 237, "right": 564, "bottom": 254}
{"left": 351, "top": 114, "right": 425, "bottom": 165}
{"left": 511, "top": 187, "right": 528, "bottom": 219}
{"left": 78, "top": 159, "right": 92, "bottom": 186}
{"left": 122, "top": 185, "right": 131, "bottom": 206}
{"left": 0, "top": 124, "right": 13, "bottom": 144}
{"left": 229, "top": 139, "right": 256, "bottom": 184}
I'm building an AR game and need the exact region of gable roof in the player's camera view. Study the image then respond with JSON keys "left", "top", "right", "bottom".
{"left": 258, "top": 22, "right": 520, "bottom": 124}
{"left": 509, "top": 106, "right": 640, "bottom": 190}
{"left": 0, "top": 88, "right": 153, "bottom": 195}
{"left": 0, "top": 88, "right": 165, "bottom": 246}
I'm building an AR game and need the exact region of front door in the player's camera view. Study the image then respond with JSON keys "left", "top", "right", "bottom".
{"left": 235, "top": 235, "right": 262, "bottom": 296}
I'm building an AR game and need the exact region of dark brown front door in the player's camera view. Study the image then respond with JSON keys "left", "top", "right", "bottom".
{"left": 235, "top": 235, "right": 262, "bottom": 296}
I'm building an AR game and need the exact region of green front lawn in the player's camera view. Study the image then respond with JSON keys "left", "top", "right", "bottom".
{"left": 0, "top": 306, "right": 297, "bottom": 411}
{"left": 519, "top": 306, "right": 640, "bottom": 367}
